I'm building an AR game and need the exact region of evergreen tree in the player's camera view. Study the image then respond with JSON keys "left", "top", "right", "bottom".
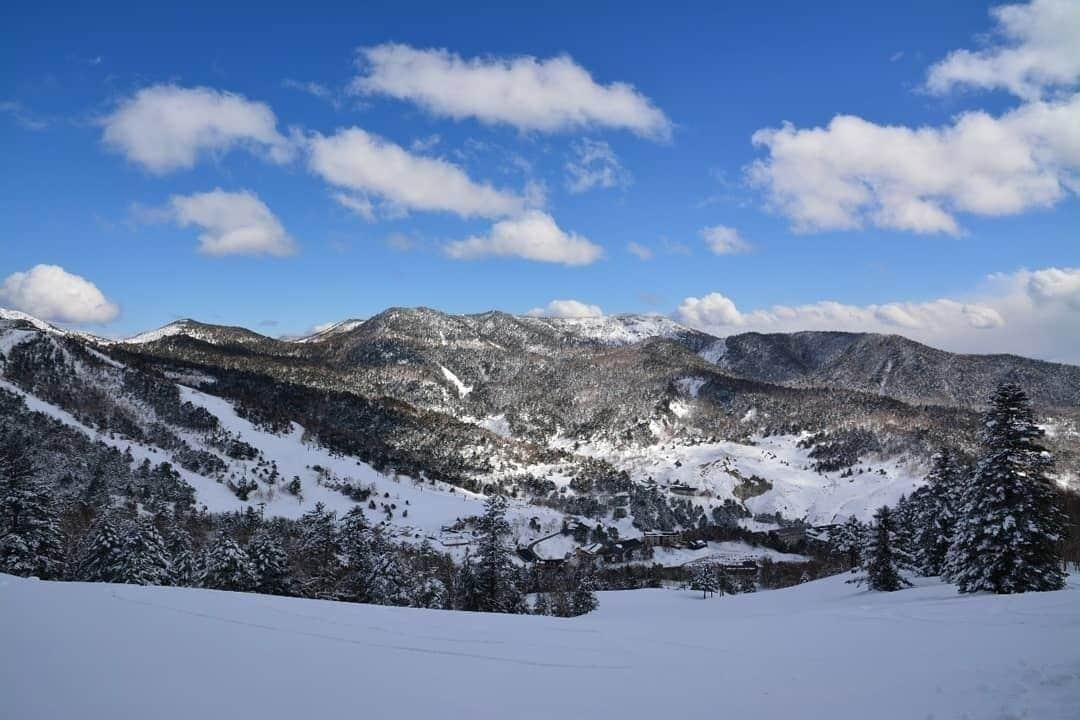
{"left": 338, "top": 508, "right": 407, "bottom": 604}
{"left": 116, "top": 517, "right": 170, "bottom": 586}
{"left": 851, "top": 505, "right": 912, "bottom": 592}
{"left": 946, "top": 384, "right": 1067, "bottom": 594}
{"left": 533, "top": 592, "right": 551, "bottom": 616}
{"left": 570, "top": 563, "right": 599, "bottom": 615}
{"left": 551, "top": 589, "right": 573, "bottom": 617}
{"left": 201, "top": 534, "right": 256, "bottom": 592}
{"left": 829, "top": 516, "right": 867, "bottom": 571}
{"left": 737, "top": 571, "right": 756, "bottom": 594}
{"left": 914, "top": 450, "right": 962, "bottom": 576}
{"left": 473, "top": 495, "right": 524, "bottom": 613}
{"left": 690, "top": 563, "right": 720, "bottom": 598}
{"left": 454, "top": 551, "right": 480, "bottom": 612}
{"left": 248, "top": 530, "right": 290, "bottom": 595}
{"left": 0, "top": 475, "right": 64, "bottom": 580}
{"left": 294, "top": 503, "right": 340, "bottom": 598}
{"left": 408, "top": 575, "right": 448, "bottom": 609}
{"left": 76, "top": 512, "right": 126, "bottom": 583}
{"left": 891, "top": 493, "right": 919, "bottom": 562}
{"left": 167, "top": 528, "right": 200, "bottom": 587}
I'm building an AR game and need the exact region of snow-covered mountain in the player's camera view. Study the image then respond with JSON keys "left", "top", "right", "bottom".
{"left": 121, "top": 318, "right": 274, "bottom": 347}
{"left": 702, "top": 331, "right": 1080, "bottom": 409}
{"left": 2, "top": 306, "right": 1077, "bottom": 558}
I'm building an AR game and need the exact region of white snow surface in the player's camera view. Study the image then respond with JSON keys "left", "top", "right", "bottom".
{"left": 439, "top": 364, "right": 473, "bottom": 398}
{"left": 698, "top": 337, "right": 729, "bottom": 363}
{"left": 0, "top": 370, "right": 558, "bottom": 550}
{"left": 560, "top": 434, "right": 925, "bottom": 524}
{"left": 0, "top": 309, "right": 65, "bottom": 335}
{"left": 3, "top": 572, "right": 1077, "bottom": 720}
{"left": 291, "top": 318, "right": 365, "bottom": 343}
{"left": 122, "top": 320, "right": 211, "bottom": 345}
{"left": 536, "top": 314, "right": 691, "bottom": 345}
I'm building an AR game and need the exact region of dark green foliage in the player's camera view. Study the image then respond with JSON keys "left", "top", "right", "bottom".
{"left": 946, "top": 384, "right": 1066, "bottom": 594}
{"left": 473, "top": 495, "right": 524, "bottom": 613}
{"left": 116, "top": 517, "right": 171, "bottom": 586}
{"left": 247, "top": 530, "right": 290, "bottom": 595}
{"left": 912, "top": 450, "right": 962, "bottom": 576}
{"left": 76, "top": 512, "right": 126, "bottom": 583}
{"left": 829, "top": 516, "right": 867, "bottom": 571}
{"left": 851, "top": 506, "right": 912, "bottom": 592}
{"left": 0, "top": 478, "right": 64, "bottom": 579}
{"left": 201, "top": 534, "right": 256, "bottom": 592}
{"left": 689, "top": 563, "right": 720, "bottom": 598}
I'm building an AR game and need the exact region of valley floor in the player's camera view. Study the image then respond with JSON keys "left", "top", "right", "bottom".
{"left": 2, "top": 572, "right": 1078, "bottom": 719}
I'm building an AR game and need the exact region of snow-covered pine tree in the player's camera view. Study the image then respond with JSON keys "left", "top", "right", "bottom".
{"left": 201, "top": 534, "right": 256, "bottom": 592}
{"left": 407, "top": 575, "right": 448, "bottom": 610}
{"left": 570, "top": 564, "right": 599, "bottom": 615}
{"left": 829, "top": 516, "right": 867, "bottom": 571}
{"left": 473, "top": 494, "right": 524, "bottom": 613}
{"left": 945, "top": 383, "right": 1067, "bottom": 594}
{"left": 532, "top": 592, "right": 551, "bottom": 616}
{"left": 338, "top": 508, "right": 407, "bottom": 605}
{"left": 295, "top": 503, "right": 340, "bottom": 598}
{"left": 690, "top": 563, "right": 720, "bottom": 598}
{"left": 893, "top": 492, "right": 918, "bottom": 552}
{"left": 737, "top": 571, "right": 756, "bottom": 594}
{"left": 167, "top": 529, "right": 201, "bottom": 587}
{"left": 851, "top": 505, "right": 912, "bottom": 592}
{"left": 76, "top": 512, "right": 127, "bottom": 583}
{"left": 0, "top": 474, "right": 64, "bottom": 580}
{"left": 454, "top": 550, "right": 480, "bottom": 612}
{"left": 116, "top": 517, "right": 170, "bottom": 586}
{"left": 914, "top": 450, "right": 962, "bottom": 577}
{"left": 247, "top": 530, "right": 290, "bottom": 595}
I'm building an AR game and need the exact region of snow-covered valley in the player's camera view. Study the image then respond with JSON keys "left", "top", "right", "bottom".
{"left": 3, "top": 572, "right": 1077, "bottom": 720}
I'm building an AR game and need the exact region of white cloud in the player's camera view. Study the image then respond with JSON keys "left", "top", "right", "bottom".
{"left": 0, "top": 100, "right": 48, "bottom": 131}
{"left": 1025, "top": 266, "right": 1080, "bottom": 306}
{"left": 626, "top": 241, "right": 653, "bottom": 260}
{"left": 926, "top": 0, "right": 1080, "bottom": 100}
{"left": 444, "top": 210, "right": 603, "bottom": 266}
{"left": 410, "top": 134, "right": 441, "bottom": 152}
{"left": 282, "top": 79, "right": 340, "bottom": 108}
{"left": 352, "top": 43, "right": 672, "bottom": 140}
{"left": 526, "top": 299, "right": 604, "bottom": 318}
{"left": 565, "top": 139, "right": 631, "bottom": 193}
{"left": 170, "top": 189, "right": 296, "bottom": 257}
{"left": 102, "top": 85, "right": 293, "bottom": 174}
{"left": 677, "top": 266, "right": 1080, "bottom": 362}
{"left": 700, "top": 225, "right": 752, "bottom": 254}
{"left": 748, "top": 93, "right": 1080, "bottom": 234}
{"left": 1, "top": 264, "right": 118, "bottom": 324}
{"left": 308, "top": 127, "right": 525, "bottom": 219}
{"left": 332, "top": 192, "right": 376, "bottom": 221}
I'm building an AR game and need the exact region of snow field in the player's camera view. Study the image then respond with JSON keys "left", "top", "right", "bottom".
{"left": 2, "top": 572, "right": 1077, "bottom": 720}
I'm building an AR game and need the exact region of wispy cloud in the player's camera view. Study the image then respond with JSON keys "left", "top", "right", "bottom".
{"left": 352, "top": 43, "right": 672, "bottom": 140}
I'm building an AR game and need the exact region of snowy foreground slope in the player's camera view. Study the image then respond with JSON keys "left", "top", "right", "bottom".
{"left": 3, "top": 574, "right": 1077, "bottom": 720}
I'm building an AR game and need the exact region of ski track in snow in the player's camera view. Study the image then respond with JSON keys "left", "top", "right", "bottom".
{"left": 2, "top": 572, "right": 1077, "bottom": 719}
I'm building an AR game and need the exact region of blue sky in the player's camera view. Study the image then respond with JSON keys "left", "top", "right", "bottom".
{"left": 1, "top": 0, "right": 1078, "bottom": 360}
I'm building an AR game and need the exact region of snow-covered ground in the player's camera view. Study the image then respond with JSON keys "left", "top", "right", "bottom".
{"left": 3, "top": 572, "right": 1077, "bottom": 719}
{"left": 559, "top": 434, "right": 926, "bottom": 524}
{"left": 0, "top": 368, "right": 564, "bottom": 553}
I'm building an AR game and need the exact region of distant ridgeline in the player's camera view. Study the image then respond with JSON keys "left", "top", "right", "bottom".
{"left": 0, "top": 307, "right": 1077, "bottom": 611}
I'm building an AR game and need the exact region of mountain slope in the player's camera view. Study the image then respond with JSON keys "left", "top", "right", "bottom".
{"left": 2, "top": 307, "right": 1077, "bottom": 548}
{"left": 704, "top": 330, "right": 1080, "bottom": 409}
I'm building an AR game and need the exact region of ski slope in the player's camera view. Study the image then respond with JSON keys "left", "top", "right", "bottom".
{"left": 3, "top": 572, "right": 1077, "bottom": 720}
